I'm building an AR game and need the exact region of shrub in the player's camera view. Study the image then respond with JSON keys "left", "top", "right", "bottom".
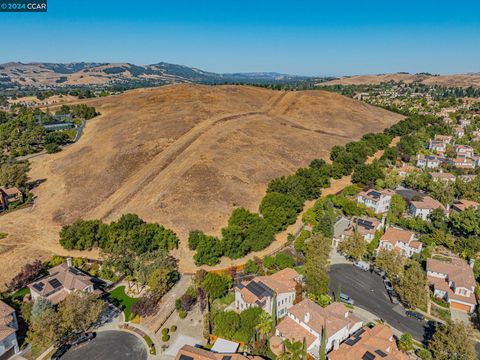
{"left": 161, "top": 328, "right": 169, "bottom": 336}
{"left": 162, "top": 334, "right": 170, "bottom": 342}
{"left": 178, "top": 309, "right": 187, "bottom": 319}
{"left": 170, "top": 325, "right": 177, "bottom": 332}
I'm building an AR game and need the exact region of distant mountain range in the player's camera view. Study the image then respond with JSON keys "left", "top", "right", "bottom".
{"left": 0, "top": 61, "right": 320, "bottom": 90}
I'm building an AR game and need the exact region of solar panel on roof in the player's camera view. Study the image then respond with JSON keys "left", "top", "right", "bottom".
{"left": 374, "top": 349, "right": 387, "bottom": 357}
{"left": 222, "top": 356, "right": 232, "bottom": 360}
{"left": 49, "top": 278, "right": 62, "bottom": 289}
{"left": 32, "top": 282, "right": 44, "bottom": 291}
{"left": 356, "top": 328, "right": 366, "bottom": 336}
{"left": 357, "top": 219, "right": 374, "bottom": 230}
{"left": 362, "top": 351, "right": 376, "bottom": 360}
{"left": 246, "top": 281, "right": 273, "bottom": 298}
{"left": 345, "top": 338, "right": 361, "bottom": 346}
{"left": 368, "top": 190, "right": 382, "bottom": 199}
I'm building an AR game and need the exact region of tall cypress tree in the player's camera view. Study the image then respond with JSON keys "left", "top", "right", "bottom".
{"left": 319, "top": 323, "right": 327, "bottom": 360}
{"left": 272, "top": 293, "right": 277, "bottom": 327}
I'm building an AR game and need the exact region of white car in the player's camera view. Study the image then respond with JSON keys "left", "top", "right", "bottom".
{"left": 353, "top": 260, "right": 369, "bottom": 271}
{"left": 383, "top": 278, "right": 394, "bottom": 292}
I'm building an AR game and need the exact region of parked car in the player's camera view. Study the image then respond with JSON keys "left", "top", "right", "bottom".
{"left": 387, "top": 290, "right": 399, "bottom": 304}
{"left": 71, "top": 332, "right": 96, "bottom": 347}
{"left": 374, "top": 267, "right": 386, "bottom": 277}
{"left": 406, "top": 310, "right": 425, "bottom": 321}
{"left": 51, "top": 344, "right": 71, "bottom": 360}
{"left": 354, "top": 260, "right": 369, "bottom": 271}
{"left": 383, "top": 279, "right": 394, "bottom": 292}
{"left": 340, "top": 293, "right": 354, "bottom": 305}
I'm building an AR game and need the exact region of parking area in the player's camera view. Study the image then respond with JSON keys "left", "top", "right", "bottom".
{"left": 62, "top": 330, "right": 147, "bottom": 360}
{"left": 329, "top": 263, "right": 426, "bottom": 341}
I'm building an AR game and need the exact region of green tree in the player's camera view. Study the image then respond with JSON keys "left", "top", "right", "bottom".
{"left": 58, "top": 292, "right": 105, "bottom": 334}
{"left": 428, "top": 322, "right": 476, "bottom": 360}
{"left": 374, "top": 248, "right": 405, "bottom": 279}
{"left": 387, "top": 194, "right": 407, "bottom": 223}
{"left": 255, "top": 311, "right": 273, "bottom": 341}
{"left": 213, "top": 311, "right": 240, "bottom": 340}
{"left": 398, "top": 333, "right": 414, "bottom": 351}
{"left": 319, "top": 324, "right": 327, "bottom": 360}
{"left": 339, "top": 232, "right": 368, "bottom": 260}
{"left": 395, "top": 261, "right": 427, "bottom": 309}
{"left": 27, "top": 307, "right": 61, "bottom": 348}
{"left": 305, "top": 233, "right": 331, "bottom": 296}
{"left": 201, "top": 272, "right": 232, "bottom": 300}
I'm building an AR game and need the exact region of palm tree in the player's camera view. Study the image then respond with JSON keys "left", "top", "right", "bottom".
{"left": 285, "top": 339, "right": 304, "bottom": 360}
{"left": 256, "top": 311, "right": 273, "bottom": 341}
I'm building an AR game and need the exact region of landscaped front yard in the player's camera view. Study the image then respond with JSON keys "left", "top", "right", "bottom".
{"left": 108, "top": 286, "right": 139, "bottom": 320}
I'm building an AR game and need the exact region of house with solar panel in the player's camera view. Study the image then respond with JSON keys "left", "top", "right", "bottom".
{"left": 28, "top": 258, "right": 95, "bottom": 305}
{"left": 271, "top": 299, "right": 362, "bottom": 358}
{"left": 356, "top": 189, "right": 395, "bottom": 214}
{"left": 333, "top": 216, "right": 384, "bottom": 247}
{"left": 234, "top": 268, "right": 301, "bottom": 318}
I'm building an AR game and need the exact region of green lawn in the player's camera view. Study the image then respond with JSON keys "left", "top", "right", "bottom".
{"left": 107, "top": 286, "right": 139, "bottom": 320}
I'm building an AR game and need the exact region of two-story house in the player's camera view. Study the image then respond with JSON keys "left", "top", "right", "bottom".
{"left": 378, "top": 227, "right": 422, "bottom": 258}
{"left": 427, "top": 257, "right": 477, "bottom": 313}
{"left": 28, "top": 259, "right": 95, "bottom": 305}
{"left": 415, "top": 155, "right": 442, "bottom": 169}
{"left": 328, "top": 324, "right": 408, "bottom": 360}
{"left": 428, "top": 140, "right": 447, "bottom": 154}
{"left": 453, "top": 126, "right": 465, "bottom": 138}
{"left": 450, "top": 199, "right": 479, "bottom": 214}
{"left": 274, "top": 299, "right": 362, "bottom": 359}
{"left": 429, "top": 172, "right": 456, "bottom": 183}
{"left": 449, "top": 157, "right": 475, "bottom": 170}
{"left": 454, "top": 145, "right": 474, "bottom": 158}
{"left": 234, "top": 268, "right": 301, "bottom": 319}
{"left": 356, "top": 189, "right": 394, "bottom": 214}
{"left": 335, "top": 216, "right": 383, "bottom": 247}
{"left": 433, "top": 135, "right": 452, "bottom": 144}
{"left": 409, "top": 196, "right": 445, "bottom": 221}
{"left": 0, "top": 300, "right": 19, "bottom": 359}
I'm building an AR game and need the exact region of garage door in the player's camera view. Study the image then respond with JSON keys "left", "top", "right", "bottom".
{"left": 450, "top": 301, "right": 472, "bottom": 312}
{"left": 0, "top": 346, "right": 15, "bottom": 360}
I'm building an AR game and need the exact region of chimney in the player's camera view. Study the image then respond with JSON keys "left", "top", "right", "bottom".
{"left": 304, "top": 312, "right": 310, "bottom": 324}
{"left": 66, "top": 257, "right": 72, "bottom": 267}
{"left": 469, "top": 258, "right": 475, "bottom": 269}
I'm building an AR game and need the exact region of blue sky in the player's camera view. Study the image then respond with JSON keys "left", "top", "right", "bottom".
{"left": 1, "top": 0, "right": 479, "bottom": 75}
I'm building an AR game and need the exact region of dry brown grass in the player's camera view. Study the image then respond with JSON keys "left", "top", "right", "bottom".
{"left": 0, "top": 84, "right": 402, "bottom": 285}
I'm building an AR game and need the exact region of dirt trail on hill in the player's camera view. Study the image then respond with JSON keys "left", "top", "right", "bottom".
{"left": 0, "top": 85, "right": 403, "bottom": 286}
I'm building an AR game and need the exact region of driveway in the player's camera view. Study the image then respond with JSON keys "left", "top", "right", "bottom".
{"left": 63, "top": 330, "right": 147, "bottom": 360}
{"left": 329, "top": 264, "right": 426, "bottom": 342}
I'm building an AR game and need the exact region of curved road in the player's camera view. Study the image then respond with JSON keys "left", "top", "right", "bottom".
{"left": 63, "top": 330, "right": 147, "bottom": 360}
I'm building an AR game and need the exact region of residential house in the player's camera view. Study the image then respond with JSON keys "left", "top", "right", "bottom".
{"left": 335, "top": 217, "right": 383, "bottom": 247}
{"left": 0, "top": 301, "right": 19, "bottom": 359}
{"left": 453, "top": 126, "right": 465, "bottom": 138}
{"left": 427, "top": 257, "right": 477, "bottom": 313}
{"left": 28, "top": 259, "right": 95, "bottom": 305}
{"left": 415, "top": 154, "right": 442, "bottom": 169}
{"left": 434, "top": 135, "right": 452, "bottom": 144}
{"left": 429, "top": 172, "right": 456, "bottom": 183}
{"left": 428, "top": 140, "right": 447, "bottom": 154}
{"left": 397, "top": 164, "right": 419, "bottom": 178}
{"left": 328, "top": 324, "right": 408, "bottom": 360}
{"left": 378, "top": 227, "right": 423, "bottom": 258}
{"left": 234, "top": 268, "right": 301, "bottom": 319}
{"left": 450, "top": 199, "right": 479, "bottom": 214}
{"left": 175, "top": 344, "right": 263, "bottom": 360}
{"left": 0, "top": 187, "right": 23, "bottom": 206}
{"left": 409, "top": 196, "right": 445, "bottom": 220}
{"left": 458, "top": 174, "right": 476, "bottom": 182}
{"left": 356, "top": 189, "right": 395, "bottom": 214}
{"left": 449, "top": 157, "right": 474, "bottom": 170}
{"left": 453, "top": 145, "right": 474, "bottom": 158}
{"left": 274, "top": 299, "right": 363, "bottom": 358}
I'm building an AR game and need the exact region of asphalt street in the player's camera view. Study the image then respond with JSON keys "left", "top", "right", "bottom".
{"left": 329, "top": 263, "right": 427, "bottom": 342}
{"left": 63, "top": 330, "right": 147, "bottom": 360}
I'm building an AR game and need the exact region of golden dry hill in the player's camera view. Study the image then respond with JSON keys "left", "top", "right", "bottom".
{"left": 0, "top": 84, "right": 403, "bottom": 284}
